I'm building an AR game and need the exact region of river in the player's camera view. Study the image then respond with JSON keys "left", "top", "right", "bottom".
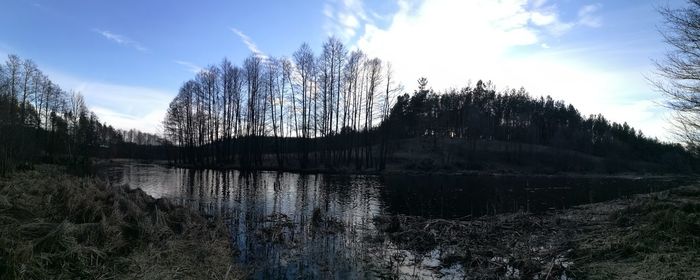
{"left": 100, "top": 161, "right": 690, "bottom": 279}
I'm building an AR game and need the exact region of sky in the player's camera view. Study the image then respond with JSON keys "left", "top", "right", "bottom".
{"left": 0, "top": 0, "right": 686, "bottom": 141}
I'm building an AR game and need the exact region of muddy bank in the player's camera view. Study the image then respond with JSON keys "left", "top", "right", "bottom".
{"left": 0, "top": 165, "right": 243, "bottom": 279}
{"left": 372, "top": 185, "right": 700, "bottom": 279}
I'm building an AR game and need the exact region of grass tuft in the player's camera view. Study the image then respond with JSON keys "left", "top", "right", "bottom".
{"left": 0, "top": 165, "right": 243, "bottom": 279}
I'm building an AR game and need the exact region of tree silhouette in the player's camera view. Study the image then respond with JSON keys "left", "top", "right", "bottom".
{"left": 653, "top": 0, "right": 700, "bottom": 151}
{"left": 0, "top": 54, "right": 167, "bottom": 174}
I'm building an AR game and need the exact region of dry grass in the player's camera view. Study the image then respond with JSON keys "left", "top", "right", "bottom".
{"left": 0, "top": 165, "right": 243, "bottom": 279}
{"left": 574, "top": 186, "right": 700, "bottom": 280}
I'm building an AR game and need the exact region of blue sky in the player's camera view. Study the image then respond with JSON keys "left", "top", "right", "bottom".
{"left": 0, "top": 0, "right": 686, "bottom": 141}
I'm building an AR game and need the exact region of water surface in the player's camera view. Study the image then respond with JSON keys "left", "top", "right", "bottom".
{"left": 101, "top": 162, "right": 690, "bottom": 279}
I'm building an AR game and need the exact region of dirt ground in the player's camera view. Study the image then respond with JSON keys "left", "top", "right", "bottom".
{"left": 372, "top": 185, "right": 700, "bottom": 279}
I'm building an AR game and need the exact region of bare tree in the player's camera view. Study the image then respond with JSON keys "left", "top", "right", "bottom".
{"left": 159, "top": 43, "right": 402, "bottom": 170}
{"left": 32, "top": 71, "right": 47, "bottom": 129}
{"left": 3, "top": 55, "right": 21, "bottom": 124}
{"left": 294, "top": 43, "right": 314, "bottom": 139}
{"left": 20, "top": 59, "right": 37, "bottom": 126}
{"left": 364, "top": 57, "right": 383, "bottom": 167}
{"left": 293, "top": 43, "right": 315, "bottom": 166}
{"left": 654, "top": 0, "right": 700, "bottom": 150}
{"left": 282, "top": 59, "right": 299, "bottom": 137}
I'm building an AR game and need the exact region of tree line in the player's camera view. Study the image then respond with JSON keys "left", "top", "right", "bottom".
{"left": 163, "top": 37, "right": 398, "bottom": 169}
{"left": 3, "top": 44, "right": 690, "bottom": 175}
{"left": 0, "top": 54, "right": 165, "bottom": 175}
{"left": 162, "top": 37, "right": 696, "bottom": 173}
{"left": 386, "top": 79, "right": 695, "bottom": 172}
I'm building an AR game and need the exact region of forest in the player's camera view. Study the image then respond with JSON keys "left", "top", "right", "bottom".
{"left": 160, "top": 38, "right": 697, "bottom": 173}
{"left": 1, "top": 41, "right": 695, "bottom": 175}
{"left": 0, "top": 54, "right": 164, "bottom": 175}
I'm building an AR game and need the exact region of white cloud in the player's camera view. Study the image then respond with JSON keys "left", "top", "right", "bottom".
{"left": 230, "top": 28, "right": 267, "bottom": 58}
{"left": 323, "top": 3, "right": 334, "bottom": 18}
{"left": 349, "top": 0, "right": 670, "bottom": 140}
{"left": 323, "top": 0, "right": 370, "bottom": 41}
{"left": 356, "top": 0, "right": 539, "bottom": 88}
{"left": 47, "top": 70, "right": 172, "bottom": 134}
{"left": 530, "top": 11, "right": 556, "bottom": 26}
{"left": 527, "top": 3, "right": 603, "bottom": 37}
{"left": 91, "top": 106, "right": 168, "bottom": 135}
{"left": 174, "top": 60, "right": 203, "bottom": 74}
{"left": 578, "top": 4, "right": 603, "bottom": 28}
{"left": 93, "top": 29, "right": 148, "bottom": 52}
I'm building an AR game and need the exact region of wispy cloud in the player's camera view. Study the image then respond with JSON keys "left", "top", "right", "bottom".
{"left": 47, "top": 70, "right": 171, "bottom": 133}
{"left": 174, "top": 60, "right": 203, "bottom": 74}
{"left": 531, "top": 0, "right": 549, "bottom": 9}
{"left": 230, "top": 28, "right": 267, "bottom": 58}
{"left": 577, "top": 4, "right": 603, "bottom": 28}
{"left": 322, "top": 0, "right": 370, "bottom": 41}
{"left": 93, "top": 29, "right": 148, "bottom": 52}
{"left": 527, "top": 2, "right": 603, "bottom": 37}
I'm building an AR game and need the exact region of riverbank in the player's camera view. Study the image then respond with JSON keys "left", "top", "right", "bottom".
{"left": 0, "top": 165, "right": 242, "bottom": 279}
{"left": 372, "top": 184, "right": 700, "bottom": 279}
{"left": 106, "top": 157, "right": 692, "bottom": 179}
{"left": 152, "top": 137, "right": 696, "bottom": 176}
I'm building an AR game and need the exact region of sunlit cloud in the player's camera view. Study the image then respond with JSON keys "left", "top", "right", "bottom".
{"left": 93, "top": 29, "right": 148, "bottom": 52}
{"left": 336, "top": 0, "right": 669, "bottom": 140}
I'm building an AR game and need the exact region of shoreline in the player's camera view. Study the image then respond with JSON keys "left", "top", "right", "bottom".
{"left": 370, "top": 184, "right": 700, "bottom": 279}
{"left": 103, "top": 158, "right": 696, "bottom": 179}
